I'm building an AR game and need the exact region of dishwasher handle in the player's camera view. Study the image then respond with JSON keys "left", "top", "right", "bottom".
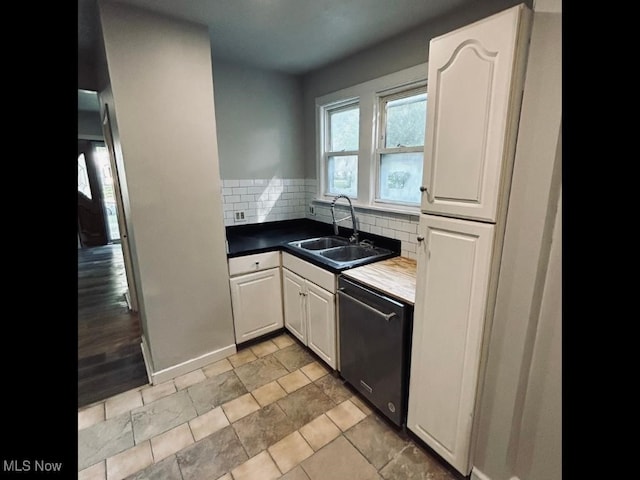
{"left": 338, "top": 289, "right": 397, "bottom": 321}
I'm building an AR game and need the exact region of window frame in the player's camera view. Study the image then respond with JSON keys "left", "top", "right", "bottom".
{"left": 323, "top": 99, "right": 360, "bottom": 199}
{"left": 315, "top": 63, "right": 428, "bottom": 214}
{"left": 373, "top": 83, "right": 427, "bottom": 208}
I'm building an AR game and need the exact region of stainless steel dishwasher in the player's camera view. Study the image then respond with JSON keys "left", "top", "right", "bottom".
{"left": 337, "top": 276, "right": 413, "bottom": 427}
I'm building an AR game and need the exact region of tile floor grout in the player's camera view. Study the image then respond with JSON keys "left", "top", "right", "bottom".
{"left": 79, "top": 332, "right": 458, "bottom": 480}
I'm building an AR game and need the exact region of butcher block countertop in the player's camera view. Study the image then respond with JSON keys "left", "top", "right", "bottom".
{"left": 341, "top": 256, "right": 417, "bottom": 305}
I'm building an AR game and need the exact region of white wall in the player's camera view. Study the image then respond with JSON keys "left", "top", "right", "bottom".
{"left": 98, "top": 1, "right": 235, "bottom": 377}
{"left": 471, "top": 1, "right": 562, "bottom": 479}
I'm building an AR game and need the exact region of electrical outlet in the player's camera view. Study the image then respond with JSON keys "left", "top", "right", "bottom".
{"left": 308, "top": 204, "right": 316, "bottom": 216}
{"left": 234, "top": 211, "right": 247, "bottom": 223}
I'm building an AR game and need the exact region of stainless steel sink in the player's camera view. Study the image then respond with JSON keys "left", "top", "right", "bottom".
{"left": 286, "top": 236, "right": 395, "bottom": 269}
{"left": 319, "top": 245, "right": 383, "bottom": 262}
{"left": 289, "top": 236, "right": 350, "bottom": 250}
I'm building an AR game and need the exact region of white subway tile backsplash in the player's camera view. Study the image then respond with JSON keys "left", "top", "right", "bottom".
{"left": 394, "top": 230, "right": 410, "bottom": 242}
{"left": 382, "top": 227, "right": 395, "bottom": 238}
{"left": 398, "top": 221, "right": 418, "bottom": 234}
{"left": 401, "top": 250, "right": 417, "bottom": 260}
{"left": 223, "top": 178, "right": 421, "bottom": 249}
{"left": 387, "top": 219, "right": 401, "bottom": 231}
{"left": 375, "top": 217, "right": 389, "bottom": 228}
{"left": 404, "top": 242, "right": 417, "bottom": 253}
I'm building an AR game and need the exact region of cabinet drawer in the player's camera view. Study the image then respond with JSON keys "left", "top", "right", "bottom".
{"left": 282, "top": 252, "right": 336, "bottom": 293}
{"left": 228, "top": 251, "right": 280, "bottom": 276}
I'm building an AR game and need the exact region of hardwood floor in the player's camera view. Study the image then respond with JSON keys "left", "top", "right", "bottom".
{"left": 78, "top": 243, "right": 149, "bottom": 408}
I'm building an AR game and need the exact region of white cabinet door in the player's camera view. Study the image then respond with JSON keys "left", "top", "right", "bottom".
{"left": 305, "top": 281, "right": 336, "bottom": 369}
{"left": 420, "top": 4, "right": 531, "bottom": 222}
{"left": 407, "top": 214, "right": 494, "bottom": 476}
{"left": 229, "top": 267, "right": 283, "bottom": 343}
{"left": 282, "top": 268, "right": 306, "bottom": 343}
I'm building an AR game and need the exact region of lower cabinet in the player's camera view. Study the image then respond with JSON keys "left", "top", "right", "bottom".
{"left": 228, "top": 252, "right": 284, "bottom": 344}
{"left": 282, "top": 253, "right": 337, "bottom": 369}
{"left": 407, "top": 214, "right": 495, "bottom": 476}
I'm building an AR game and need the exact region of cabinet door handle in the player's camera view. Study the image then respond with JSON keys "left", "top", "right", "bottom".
{"left": 419, "top": 186, "right": 428, "bottom": 193}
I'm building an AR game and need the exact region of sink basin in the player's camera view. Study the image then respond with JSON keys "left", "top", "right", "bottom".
{"left": 286, "top": 236, "right": 395, "bottom": 269}
{"left": 289, "top": 236, "right": 350, "bottom": 250}
{"left": 319, "top": 245, "right": 386, "bottom": 262}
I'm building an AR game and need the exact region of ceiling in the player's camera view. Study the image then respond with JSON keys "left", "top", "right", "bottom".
{"left": 78, "top": 0, "right": 478, "bottom": 76}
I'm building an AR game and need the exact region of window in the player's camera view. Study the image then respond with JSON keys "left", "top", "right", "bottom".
{"left": 316, "top": 63, "right": 427, "bottom": 212}
{"left": 376, "top": 88, "right": 427, "bottom": 205}
{"left": 78, "top": 153, "right": 92, "bottom": 199}
{"left": 324, "top": 102, "right": 359, "bottom": 198}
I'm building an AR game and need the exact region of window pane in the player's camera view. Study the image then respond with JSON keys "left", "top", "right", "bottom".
{"left": 327, "top": 155, "right": 358, "bottom": 197}
{"left": 330, "top": 106, "right": 359, "bottom": 151}
{"left": 95, "top": 145, "right": 120, "bottom": 241}
{"left": 385, "top": 93, "right": 427, "bottom": 148}
{"left": 379, "top": 152, "right": 423, "bottom": 204}
{"left": 78, "top": 153, "right": 92, "bottom": 199}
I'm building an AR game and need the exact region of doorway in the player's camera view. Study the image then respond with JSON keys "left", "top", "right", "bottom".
{"left": 77, "top": 140, "right": 120, "bottom": 245}
{"left": 78, "top": 90, "right": 148, "bottom": 406}
{"left": 77, "top": 140, "right": 109, "bottom": 247}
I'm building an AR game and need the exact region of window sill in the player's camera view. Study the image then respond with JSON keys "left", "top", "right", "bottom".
{"left": 311, "top": 197, "right": 421, "bottom": 218}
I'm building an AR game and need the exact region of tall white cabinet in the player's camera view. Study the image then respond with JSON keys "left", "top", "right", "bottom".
{"left": 407, "top": 4, "right": 532, "bottom": 476}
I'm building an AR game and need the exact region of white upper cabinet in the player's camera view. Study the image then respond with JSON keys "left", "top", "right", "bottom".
{"left": 420, "top": 4, "right": 531, "bottom": 222}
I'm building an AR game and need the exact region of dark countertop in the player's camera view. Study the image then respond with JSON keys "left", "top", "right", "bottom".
{"left": 226, "top": 218, "right": 401, "bottom": 274}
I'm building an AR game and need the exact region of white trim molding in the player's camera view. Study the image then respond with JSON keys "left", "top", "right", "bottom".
{"left": 140, "top": 337, "right": 153, "bottom": 385}
{"left": 141, "top": 339, "right": 237, "bottom": 385}
{"left": 471, "top": 467, "right": 492, "bottom": 480}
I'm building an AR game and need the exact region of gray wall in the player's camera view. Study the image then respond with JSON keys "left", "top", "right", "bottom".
{"left": 78, "top": 110, "right": 103, "bottom": 140}
{"left": 213, "top": 61, "right": 304, "bottom": 180}
{"left": 471, "top": 1, "right": 562, "bottom": 479}
{"left": 98, "top": 1, "right": 235, "bottom": 373}
{"left": 78, "top": 55, "right": 98, "bottom": 92}
{"left": 300, "top": 0, "right": 529, "bottom": 178}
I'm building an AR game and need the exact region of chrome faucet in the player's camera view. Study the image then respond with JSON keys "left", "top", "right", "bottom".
{"left": 331, "top": 195, "right": 359, "bottom": 244}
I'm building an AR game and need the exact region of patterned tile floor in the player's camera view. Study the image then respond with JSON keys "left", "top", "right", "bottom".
{"left": 78, "top": 332, "right": 459, "bottom": 480}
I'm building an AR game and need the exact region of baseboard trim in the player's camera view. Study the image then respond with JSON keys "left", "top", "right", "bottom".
{"left": 140, "top": 337, "right": 154, "bottom": 385}
{"left": 144, "top": 342, "right": 238, "bottom": 385}
{"left": 470, "top": 467, "right": 492, "bottom": 480}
